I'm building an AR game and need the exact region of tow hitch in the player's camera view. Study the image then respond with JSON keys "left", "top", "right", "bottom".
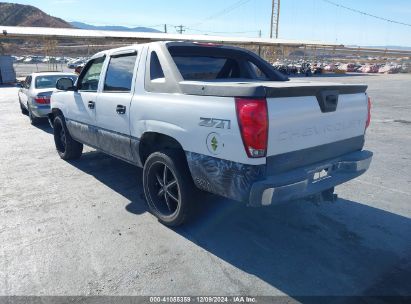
{"left": 308, "top": 187, "right": 338, "bottom": 203}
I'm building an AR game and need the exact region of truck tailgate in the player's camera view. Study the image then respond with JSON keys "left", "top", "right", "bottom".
{"left": 266, "top": 84, "right": 368, "bottom": 174}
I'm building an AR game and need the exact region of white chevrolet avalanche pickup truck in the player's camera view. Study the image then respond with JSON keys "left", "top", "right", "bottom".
{"left": 50, "top": 41, "right": 373, "bottom": 226}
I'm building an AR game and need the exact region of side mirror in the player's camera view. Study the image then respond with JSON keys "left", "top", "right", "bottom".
{"left": 56, "top": 77, "right": 75, "bottom": 91}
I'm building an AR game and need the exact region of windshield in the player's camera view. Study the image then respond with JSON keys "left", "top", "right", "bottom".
{"left": 35, "top": 75, "right": 77, "bottom": 89}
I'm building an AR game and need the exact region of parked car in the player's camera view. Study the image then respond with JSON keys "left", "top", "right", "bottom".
{"left": 50, "top": 42, "right": 373, "bottom": 226}
{"left": 67, "top": 58, "right": 88, "bottom": 69}
{"left": 18, "top": 72, "right": 77, "bottom": 125}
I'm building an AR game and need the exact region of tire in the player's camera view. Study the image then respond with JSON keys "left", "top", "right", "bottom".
{"left": 27, "top": 103, "right": 41, "bottom": 125}
{"left": 53, "top": 115, "right": 83, "bottom": 160}
{"left": 143, "top": 150, "right": 196, "bottom": 226}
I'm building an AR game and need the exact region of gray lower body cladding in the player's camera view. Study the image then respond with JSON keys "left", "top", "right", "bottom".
{"left": 186, "top": 136, "right": 371, "bottom": 205}
{"left": 185, "top": 152, "right": 265, "bottom": 202}
{"left": 65, "top": 118, "right": 141, "bottom": 165}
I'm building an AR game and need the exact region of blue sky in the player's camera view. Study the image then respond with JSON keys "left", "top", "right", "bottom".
{"left": 9, "top": 0, "right": 411, "bottom": 46}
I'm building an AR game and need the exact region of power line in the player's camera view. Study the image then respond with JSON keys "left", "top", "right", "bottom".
{"left": 175, "top": 25, "right": 186, "bottom": 34}
{"left": 185, "top": 27, "right": 260, "bottom": 35}
{"left": 167, "top": 24, "right": 261, "bottom": 36}
{"left": 322, "top": 0, "right": 411, "bottom": 28}
{"left": 190, "top": 0, "right": 252, "bottom": 27}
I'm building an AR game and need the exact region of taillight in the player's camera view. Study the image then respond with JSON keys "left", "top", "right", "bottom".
{"left": 34, "top": 96, "right": 50, "bottom": 104}
{"left": 235, "top": 98, "right": 268, "bottom": 158}
{"left": 366, "top": 96, "right": 371, "bottom": 129}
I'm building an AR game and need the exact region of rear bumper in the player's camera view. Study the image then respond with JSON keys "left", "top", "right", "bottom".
{"left": 249, "top": 150, "right": 373, "bottom": 206}
{"left": 30, "top": 104, "right": 51, "bottom": 117}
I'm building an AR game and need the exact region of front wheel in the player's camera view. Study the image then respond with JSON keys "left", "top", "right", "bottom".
{"left": 53, "top": 115, "right": 83, "bottom": 160}
{"left": 143, "top": 150, "right": 196, "bottom": 226}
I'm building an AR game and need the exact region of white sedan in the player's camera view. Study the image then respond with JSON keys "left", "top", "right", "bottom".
{"left": 18, "top": 72, "right": 77, "bottom": 125}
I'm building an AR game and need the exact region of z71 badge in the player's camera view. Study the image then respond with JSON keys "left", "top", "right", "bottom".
{"left": 199, "top": 117, "right": 231, "bottom": 129}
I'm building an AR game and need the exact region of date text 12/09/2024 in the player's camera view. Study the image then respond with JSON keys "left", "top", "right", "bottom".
{"left": 149, "top": 296, "right": 257, "bottom": 303}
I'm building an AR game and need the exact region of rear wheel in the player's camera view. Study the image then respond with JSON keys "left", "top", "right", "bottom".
{"left": 143, "top": 150, "right": 196, "bottom": 226}
{"left": 53, "top": 115, "right": 83, "bottom": 160}
{"left": 27, "top": 103, "right": 40, "bottom": 125}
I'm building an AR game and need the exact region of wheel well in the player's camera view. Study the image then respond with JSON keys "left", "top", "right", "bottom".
{"left": 49, "top": 108, "right": 63, "bottom": 121}
{"left": 139, "top": 132, "right": 185, "bottom": 165}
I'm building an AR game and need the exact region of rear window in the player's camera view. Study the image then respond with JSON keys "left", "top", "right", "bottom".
{"left": 172, "top": 56, "right": 233, "bottom": 80}
{"left": 150, "top": 52, "right": 165, "bottom": 80}
{"left": 168, "top": 45, "right": 281, "bottom": 81}
{"left": 35, "top": 75, "right": 77, "bottom": 89}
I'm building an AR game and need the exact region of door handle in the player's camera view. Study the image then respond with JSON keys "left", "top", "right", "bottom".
{"left": 88, "top": 101, "right": 95, "bottom": 109}
{"left": 116, "top": 105, "right": 126, "bottom": 114}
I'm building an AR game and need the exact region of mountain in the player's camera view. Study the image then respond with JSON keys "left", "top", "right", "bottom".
{"left": 0, "top": 2, "right": 73, "bottom": 28}
{"left": 0, "top": 3, "right": 160, "bottom": 33}
{"left": 348, "top": 45, "right": 411, "bottom": 51}
{"left": 369, "top": 46, "right": 411, "bottom": 51}
{"left": 70, "top": 21, "right": 162, "bottom": 33}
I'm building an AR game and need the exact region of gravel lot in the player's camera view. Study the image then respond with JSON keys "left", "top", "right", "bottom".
{"left": 0, "top": 74, "right": 410, "bottom": 298}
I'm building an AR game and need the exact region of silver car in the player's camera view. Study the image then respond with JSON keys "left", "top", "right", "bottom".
{"left": 18, "top": 72, "right": 77, "bottom": 125}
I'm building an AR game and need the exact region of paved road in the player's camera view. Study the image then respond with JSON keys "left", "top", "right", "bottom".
{"left": 0, "top": 74, "right": 410, "bottom": 298}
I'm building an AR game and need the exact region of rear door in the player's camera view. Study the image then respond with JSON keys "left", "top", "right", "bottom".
{"left": 65, "top": 56, "right": 105, "bottom": 147}
{"left": 95, "top": 50, "right": 139, "bottom": 161}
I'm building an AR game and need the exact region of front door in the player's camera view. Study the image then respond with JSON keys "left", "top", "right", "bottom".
{"left": 65, "top": 56, "right": 105, "bottom": 147}
{"left": 95, "top": 50, "right": 138, "bottom": 161}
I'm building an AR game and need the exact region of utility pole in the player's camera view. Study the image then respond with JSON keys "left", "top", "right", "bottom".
{"left": 270, "top": 0, "right": 280, "bottom": 39}
{"left": 164, "top": 24, "right": 168, "bottom": 33}
{"left": 175, "top": 25, "right": 185, "bottom": 34}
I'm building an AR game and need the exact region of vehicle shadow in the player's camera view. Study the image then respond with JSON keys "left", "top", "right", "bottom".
{"left": 33, "top": 119, "right": 53, "bottom": 134}
{"left": 174, "top": 196, "right": 411, "bottom": 298}
{"left": 69, "top": 150, "right": 147, "bottom": 215}
{"left": 21, "top": 110, "right": 53, "bottom": 134}
{"left": 0, "top": 83, "right": 23, "bottom": 88}
{"left": 68, "top": 150, "right": 411, "bottom": 298}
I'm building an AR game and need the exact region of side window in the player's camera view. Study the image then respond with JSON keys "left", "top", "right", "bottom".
{"left": 78, "top": 56, "right": 105, "bottom": 91}
{"left": 150, "top": 52, "right": 165, "bottom": 81}
{"left": 103, "top": 53, "right": 137, "bottom": 92}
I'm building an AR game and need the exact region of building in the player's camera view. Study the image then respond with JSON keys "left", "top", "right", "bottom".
{"left": 0, "top": 56, "right": 16, "bottom": 84}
